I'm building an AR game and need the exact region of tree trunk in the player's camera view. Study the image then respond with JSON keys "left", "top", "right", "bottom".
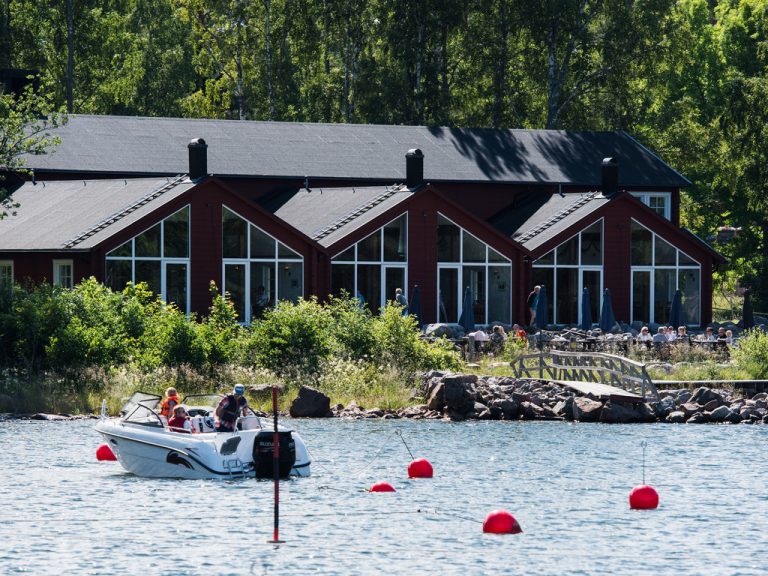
{"left": 492, "top": 0, "right": 510, "bottom": 128}
{"left": 264, "top": 0, "right": 274, "bottom": 120}
{"left": 0, "top": 0, "right": 10, "bottom": 69}
{"left": 546, "top": 15, "right": 559, "bottom": 129}
{"left": 414, "top": 0, "right": 424, "bottom": 124}
{"left": 343, "top": 10, "right": 350, "bottom": 122}
{"left": 66, "top": 0, "right": 74, "bottom": 113}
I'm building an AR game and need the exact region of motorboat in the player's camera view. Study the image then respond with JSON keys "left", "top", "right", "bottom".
{"left": 95, "top": 392, "right": 311, "bottom": 479}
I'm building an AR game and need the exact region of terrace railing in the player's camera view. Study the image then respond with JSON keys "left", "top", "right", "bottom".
{"left": 510, "top": 349, "right": 660, "bottom": 402}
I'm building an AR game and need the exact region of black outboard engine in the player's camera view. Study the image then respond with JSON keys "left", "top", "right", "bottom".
{"left": 253, "top": 430, "right": 296, "bottom": 479}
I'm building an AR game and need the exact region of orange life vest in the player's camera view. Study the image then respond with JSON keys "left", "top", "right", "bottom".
{"left": 160, "top": 396, "right": 179, "bottom": 417}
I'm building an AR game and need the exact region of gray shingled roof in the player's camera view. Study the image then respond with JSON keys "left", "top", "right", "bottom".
{"left": 23, "top": 115, "right": 691, "bottom": 187}
{"left": 491, "top": 191, "right": 610, "bottom": 252}
{"left": 0, "top": 177, "right": 194, "bottom": 250}
{"left": 258, "top": 185, "right": 413, "bottom": 249}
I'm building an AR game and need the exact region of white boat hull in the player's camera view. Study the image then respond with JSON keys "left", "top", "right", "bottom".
{"left": 96, "top": 419, "right": 311, "bottom": 480}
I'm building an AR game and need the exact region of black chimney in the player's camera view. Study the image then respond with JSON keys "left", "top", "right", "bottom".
{"left": 601, "top": 157, "right": 618, "bottom": 197}
{"left": 188, "top": 138, "right": 208, "bottom": 181}
{"left": 406, "top": 148, "right": 424, "bottom": 188}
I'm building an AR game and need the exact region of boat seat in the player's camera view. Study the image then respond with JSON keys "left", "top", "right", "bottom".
{"left": 189, "top": 415, "right": 215, "bottom": 433}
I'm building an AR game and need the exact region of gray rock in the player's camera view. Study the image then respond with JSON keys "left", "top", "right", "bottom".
{"left": 686, "top": 412, "right": 709, "bottom": 424}
{"left": 709, "top": 405, "right": 733, "bottom": 423}
{"left": 676, "top": 390, "right": 693, "bottom": 404}
{"left": 572, "top": 397, "right": 603, "bottom": 422}
{"left": 426, "top": 382, "right": 445, "bottom": 412}
{"left": 289, "top": 385, "right": 333, "bottom": 418}
{"left": 443, "top": 377, "right": 477, "bottom": 415}
{"left": 690, "top": 387, "right": 725, "bottom": 406}
{"left": 666, "top": 411, "right": 686, "bottom": 423}
{"left": 680, "top": 402, "right": 702, "bottom": 418}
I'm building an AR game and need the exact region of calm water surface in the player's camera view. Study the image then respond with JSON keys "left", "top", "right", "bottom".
{"left": 0, "top": 418, "right": 766, "bottom": 575}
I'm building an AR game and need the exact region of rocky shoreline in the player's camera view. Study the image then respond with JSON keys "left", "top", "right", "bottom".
{"left": 6, "top": 372, "right": 767, "bottom": 424}
{"left": 302, "top": 371, "right": 768, "bottom": 424}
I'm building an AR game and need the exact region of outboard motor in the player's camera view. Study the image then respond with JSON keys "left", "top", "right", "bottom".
{"left": 253, "top": 430, "right": 296, "bottom": 479}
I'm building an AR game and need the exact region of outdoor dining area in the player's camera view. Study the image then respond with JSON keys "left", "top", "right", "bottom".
{"left": 420, "top": 285, "right": 762, "bottom": 362}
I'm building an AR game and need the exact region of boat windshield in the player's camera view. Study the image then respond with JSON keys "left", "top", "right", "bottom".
{"left": 120, "top": 392, "right": 161, "bottom": 416}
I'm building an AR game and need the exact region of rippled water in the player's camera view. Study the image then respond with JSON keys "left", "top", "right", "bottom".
{"left": 0, "top": 418, "right": 766, "bottom": 575}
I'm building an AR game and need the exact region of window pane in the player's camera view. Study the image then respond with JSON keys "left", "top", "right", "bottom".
{"left": 357, "top": 264, "right": 381, "bottom": 313}
{"left": 333, "top": 247, "right": 355, "bottom": 262}
{"left": 277, "top": 241, "right": 301, "bottom": 259}
{"left": 166, "top": 263, "right": 187, "bottom": 312}
{"left": 106, "top": 260, "right": 131, "bottom": 292}
{"left": 331, "top": 264, "right": 355, "bottom": 297}
{"left": 278, "top": 262, "right": 303, "bottom": 303}
{"left": 631, "top": 221, "right": 652, "bottom": 265}
{"left": 649, "top": 195, "right": 667, "bottom": 216}
{"left": 582, "top": 270, "right": 601, "bottom": 326}
{"left": 438, "top": 268, "right": 459, "bottom": 323}
{"left": 580, "top": 222, "right": 602, "bottom": 265}
{"left": 462, "top": 266, "right": 486, "bottom": 324}
{"left": 488, "top": 247, "right": 509, "bottom": 263}
{"left": 251, "top": 262, "right": 275, "bottom": 319}
{"left": 108, "top": 240, "right": 132, "bottom": 258}
{"left": 535, "top": 250, "right": 554, "bottom": 265}
{"left": 357, "top": 231, "right": 380, "bottom": 261}
{"left": 531, "top": 268, "right": 554, "bottom": 325}
{"left": 654, "top": 235, "right": 676, "bottom": 266}
{"left": 555, "top": 268, "right": 579, "bottom": 324}
{"left": 654, "top": 269, "right": 676, "bottom": 324}
{"left": 556, "top": 235, "right": 578, "bottom": 265}
{"left": 679, "top": 268, "right": 700, "bottom": 325}
{"left": 164, "top": 207, "right": 189, "bottom": 258}
{"left": 222, "top": 208, "right": 247, "bottom": 258}
{"left": 488, "top": 266, "right": 511, "bottom": 324}
{"left": 224, "top": 264, "right": 246, "bottom": 321}
{"left": 384, "top": 267, "right": 406, "bottom": 305}
{"left": 135, "top": 260, "right": 161, "bottom": 295}
{"left": 632, "top": 271, "right": 650, "bottom": 323}
{"left": 135, "top": 224, "right": 161, "bottom": 257}
{"left": 463, "top": 233, "right": 486, "bottom": 263}
{"left": 250, "top": 225, "right": 275, "bottom": 259}
{"left": 383, "top": 215, "right": 407, "bottom": 262}
{"left": 679, "top": 251, "right": 697, "bottom": 266}
{"left": 437, "top": 216, "right": 460, "bottom": 262}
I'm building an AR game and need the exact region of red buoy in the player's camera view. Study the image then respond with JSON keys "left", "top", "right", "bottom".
{"left": 408, "top": 458, "right": 433, "bottom": 479}
{"left": 482, "top": 510, "right": 522, "bottom": 534}
{"left": 96, "top": 443, "right": 116, "bottom": 461}
{"left": 369, "top": 481, "right": 396, "bottom": 493}
{"left": 629, "top": 485, "right": 659, "bottom": 510}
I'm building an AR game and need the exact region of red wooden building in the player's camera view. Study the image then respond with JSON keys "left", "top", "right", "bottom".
{"left": 0, "top": 115, "right": 724, "bottom": 327}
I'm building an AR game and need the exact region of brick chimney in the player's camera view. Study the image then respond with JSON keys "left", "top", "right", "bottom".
{"left": 406, "top": 148, "right": 424, "bottom": 188}
{"left": 188, "top": 138, "right": 208, "bottom": 181}
{"left": 601, "top": 157, "right": 618, "bottom": 197}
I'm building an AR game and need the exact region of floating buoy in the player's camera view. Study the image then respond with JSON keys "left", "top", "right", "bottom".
{"left": 408, "top": 458, "right": 433, "bottom": 479}
{"left": 96, "top": 443, "right": 116, "bottom": 461}
{"left": 369, "top": 481, "right": 396, "bottom": 493}
{"left": 482, "top": 510, "right": 522, "bottom": 534}
{"left": 629, "top": 485, "right": 659, "bottom": 510}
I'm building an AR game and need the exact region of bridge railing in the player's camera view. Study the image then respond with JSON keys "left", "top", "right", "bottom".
{"left": 510, "top": 349, "right": 659, "bottom": 402}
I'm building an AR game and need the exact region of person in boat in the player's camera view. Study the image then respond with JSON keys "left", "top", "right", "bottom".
{"left": 167, "top": 405, "right": 192, "bottom": 433}
{"left": 160, "top": 387, "right": 181, "bottom": 418}
{"left": 215, "top": 384, "right": 250, "bottom": 432}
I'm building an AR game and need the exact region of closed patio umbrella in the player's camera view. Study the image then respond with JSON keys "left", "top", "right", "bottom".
{"left": 669, "top": 289, "right": 684, "bottom": 328}
{"left": 599, "top": 288, "right": 616, "bottom": 334}
{"left": 409, "top": 285, "right": 422, "bottom": 328}
{"left": 742, "top": 289, "right": 755, "bottom": 330}
{"left": 459, "top": 286, "right": 475, "bottom": 333}
{"left": 580, "top": 287, "right": 592, "bottom": 331}
{"left": 535, "top": 284, "right": 549, "bottom": 329}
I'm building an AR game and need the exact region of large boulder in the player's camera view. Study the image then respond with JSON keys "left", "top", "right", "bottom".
{"left": 443, "top": 375, "right": 478, "bottom": 416}
{"left": 666, "top": 411, "right": 686, "bottom": 423}
{"left": 600, "top": 401, "right": 657, "bottom": 424}
{"left": 426, "top": 382, "right": 445, "bottom": 411}
{"left": 572, "top": 397, "right": 603, "bottom": 422}
{"left": 689, "top": 387, "right": 725, "bottom": 407}
{"left": 289, "top": 386, "right": 332, "bottom": 418}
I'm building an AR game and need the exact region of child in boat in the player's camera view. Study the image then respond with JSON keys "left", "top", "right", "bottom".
{"left": 160, "top": 387, "right": 180, "bottom": 418}
{"left": 167, "top": 405, "right": 192, "bottom": 433}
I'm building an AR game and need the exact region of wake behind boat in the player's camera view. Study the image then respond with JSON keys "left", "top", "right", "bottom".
{"left": 95, "top": 392, "right": 311, "bottom": 479}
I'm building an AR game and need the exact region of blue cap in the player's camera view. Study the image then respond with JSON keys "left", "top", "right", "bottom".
{"left": 233, "top": 384, "right": 245, "bottom": 395}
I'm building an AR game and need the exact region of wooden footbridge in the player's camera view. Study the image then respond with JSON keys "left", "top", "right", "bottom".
{"left": 510, "top": 349, "right": 659, "bottom": 402}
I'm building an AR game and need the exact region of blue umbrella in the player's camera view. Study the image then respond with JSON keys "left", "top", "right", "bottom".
{"left": 599, "top": 288, "right": 616, "bottom": 333}
{"left": 535, "top": 284, "right": 549, "bottom": 329}
{"left": 742, "top": 289, "right": 755, "bottom": 330}
{"left": 580, "top": 287, "right": 592, "bottom": 331}
{"left": 409, "top": 285, "right": 422, "bottom": 328}
{"left": 459, "top": 286, "right": 475, "bottom": 333}
{"left": 669, "top": 289, "right": 684, "bottom": 329}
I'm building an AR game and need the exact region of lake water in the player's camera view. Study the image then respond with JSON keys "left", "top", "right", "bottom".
{"left": 0, "top": 418, "right": 766, "bottom": 575}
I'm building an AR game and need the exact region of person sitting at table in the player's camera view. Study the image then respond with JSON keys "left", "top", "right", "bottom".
{"left": 705, "top": 326, "right": 717, "bottom": 341}
{"left": 677, "top": 326, "right": 688, "bottom": 339}
{"left": 717, "top": 327, "right": 727, "bottom": 341}
{"left": 636, "top": 327, "right": 653, "bottom": 346}
{"left": 488, "top": 325, "right": 507, "bottom": 354}
{"left": 470, "top": 329, "right": 489, "bottom": 351}
{"left": 652, "top": 326, "right": 668, "bottom": 344}
{"left": 725, "top": 329, "right": 734, "bottom": 344}
{"left": 666, "top": 326, "right": 677, "bottom": 342}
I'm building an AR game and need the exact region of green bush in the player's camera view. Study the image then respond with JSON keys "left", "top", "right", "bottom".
{"left": 732, "top": 330, "right": 768, "bottom": 379}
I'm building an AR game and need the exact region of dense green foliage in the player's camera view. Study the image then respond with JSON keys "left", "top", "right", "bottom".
{"left": 0, "top": 278, "right": 460, "bottom": 409}
{"left": 3, "top": 0, "right": 768, "bottom": 306}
